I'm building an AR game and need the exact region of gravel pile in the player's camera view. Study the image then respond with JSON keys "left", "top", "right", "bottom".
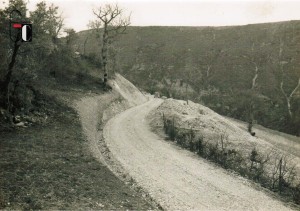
{"left": 149, "top": 99, "right": 257, "bottom": 148}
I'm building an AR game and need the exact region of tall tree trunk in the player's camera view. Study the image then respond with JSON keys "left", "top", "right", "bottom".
{"left": 168, "top": 81, "right": 175, "bottom": 98}
{"left": 92, "top": 4, "right": 130, "bottom": 88}
{"left": 280, "top": 78, "right": 300, "bottom": 118}
{"left": 286, "top": 98, "right": 292, "bottom": 118}
{"left": 101, "top": 24, "right": 109, "bottom": 88}
{"left": 0, "top": 41, "right": 21, "bottom": 108}
{"left": 278, "top": 157, "right": 283, "bottom": 193}
{"left": 101, "top": 32, "right": 108, "bottom": 74}
{"left": 251, "top": 64, "right": 258, "bottom": 90}
{"left": 281, "top": 87, "right": 292, "bottom": 118}
{"left": 186, "top": 83, "right": 188, "bottom": 104}
{"left": 83, "top": 35, "right": 89, "bottom": 56}
{"left": 206, "top": 65, "right": 211, "bottom": 77}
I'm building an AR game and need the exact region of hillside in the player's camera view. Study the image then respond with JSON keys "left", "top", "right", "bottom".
{"left": 149, "top": 98, "right": 300, "bottom": 177}
{"left": 74, "top": 21, "right": 300, "bottom": 136}
{"left": 0, "top": 76, "right": 158, "bottom": 209}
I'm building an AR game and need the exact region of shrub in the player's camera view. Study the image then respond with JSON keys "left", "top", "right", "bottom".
{"left": 293, "top": 183, "right": 300, "bottom": 204}
{"left": 271, "top": 155, "right": 296, "bottom": 194}
{"left": 176, "top": 133, "right": 186, "bottom": 147}
{"left": 248, "top": 148, "right": 270, "bottom": 183}
{"left": 76, "top": 72, "right": 85, "bottom": 83}
{"left": 169, "top": 118, "right": 177, "bottom": 141}
{"left": 187, "top": 128, "right": 195, "bottom": 151}
{"left": 196, "top": 136, "right": 204, "bottom": 156}
{"left": 207, "top": 142, "right": 219, "bottom": 161}
{"left": 162, "top": 114, "right": 177, "bottom": 141}
{"left": 161, "top": 115, "right": 299, "bottom": 204}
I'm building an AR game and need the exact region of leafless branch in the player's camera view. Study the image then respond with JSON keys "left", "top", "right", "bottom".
{"left": 289, "top": 78, "right": 300, "bottom": 98}
{"left": 55, "top": 15, "right": 64, "bottom": 37}
{"left": 90, "top": 3, "right": 131, "bottom": 87}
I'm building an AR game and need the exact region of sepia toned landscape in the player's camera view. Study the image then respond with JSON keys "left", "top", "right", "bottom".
{"left": 1, "top": 0, "right": 300, "bottom": 210}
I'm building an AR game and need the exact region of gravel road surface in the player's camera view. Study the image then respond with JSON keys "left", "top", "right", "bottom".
{"left": 103, "top": 98, "right": 293, "bottom": 210}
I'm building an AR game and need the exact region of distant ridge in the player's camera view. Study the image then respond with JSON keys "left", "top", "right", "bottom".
{"left": 74, "top": 20, "right": 300, "bottom": 136}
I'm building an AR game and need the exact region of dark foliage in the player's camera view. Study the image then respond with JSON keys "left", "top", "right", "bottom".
{"left": 76, "top": 22, "right": 300, "bottom": 136}
{"left": 0, "top": 1, "right": 104, "bottom": 126}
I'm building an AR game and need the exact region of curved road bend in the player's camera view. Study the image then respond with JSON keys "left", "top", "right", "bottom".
{"left": 103, "top": 99, "right": 292, "bottom": 210}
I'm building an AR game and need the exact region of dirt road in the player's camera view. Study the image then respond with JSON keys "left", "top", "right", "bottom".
{"left": 103, "top": 98, "right": 293, "bottom": 210}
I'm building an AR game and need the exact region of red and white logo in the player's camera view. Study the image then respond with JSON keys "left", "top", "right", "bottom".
{"left": 12, "top": 23, "right": 32, "bottom": 42}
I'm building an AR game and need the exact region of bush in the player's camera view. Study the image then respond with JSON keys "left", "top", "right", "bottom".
{"left": 293, "top": 183, "right": 300, "bottom": 204}
{"left": 162, "top": 114, "right": 177, "bottom": 141}
{"left": 187, "top": 128, "right": 195, "bottom": 151}
{"left": 161, "top": 115, "right": 299, "bottom": 205}
{"left": 196, "top": 136, "right": 204, "bottom": 156}
{"left": 248, "top": 148, "right": 269, "bottom": 183}
{"left": 76, "top": 72, "right": 85, "bottom": 83}
{"left": 176, "top": 133, "right": 186, "bottom": 147}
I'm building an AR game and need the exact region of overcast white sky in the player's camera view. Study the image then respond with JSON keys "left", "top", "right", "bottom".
{"left": 2, "top": 0, "right": 300, "bottom": 32}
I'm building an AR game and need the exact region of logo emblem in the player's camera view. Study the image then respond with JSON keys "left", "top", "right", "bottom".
{"left": 10, "top": 10, "right": 32, "bottom": 42}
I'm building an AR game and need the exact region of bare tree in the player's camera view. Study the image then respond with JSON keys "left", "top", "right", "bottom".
{"left": 280, "top": 78, "right": 300, "bottom": 118}
{"left": 249, "top": 148, "right": 271, "bottom": 181}
{"left": 242, "top": 42, "right": 270, "bottom": 90}
{"left": 271, "top": 154, "right": 296, "bottom": 193}
{"left": 277, "top": 38, "right": 300, "bottom": 118}
{"left": 198, "top": 48, "right": 222, "bottom": 88}
{"left": 90, "top": 4, "right": 130, "bottom": 89}
{"left": 242, "top": 40, "right": 270, "bottom": 135}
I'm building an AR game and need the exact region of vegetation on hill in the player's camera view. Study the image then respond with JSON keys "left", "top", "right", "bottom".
{"left": 0, "top": 0, "right": 103, "bottom": 129}
{"left": 75, "top": 22, "right": 300, "bottom": 136}
{"left": 0, "top": 88, "right": 155, "bottom": 210}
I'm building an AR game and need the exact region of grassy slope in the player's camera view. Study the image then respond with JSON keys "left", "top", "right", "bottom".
{"left": 0, "top": 78, "right": 154, "bottom": 210}
{"left": 226, "top": 117, "right": 300, "bottom": 157}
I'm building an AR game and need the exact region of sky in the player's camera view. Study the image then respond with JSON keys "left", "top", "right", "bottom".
{"left": 2, "top": 0, "right": 300, "bottom": 32}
